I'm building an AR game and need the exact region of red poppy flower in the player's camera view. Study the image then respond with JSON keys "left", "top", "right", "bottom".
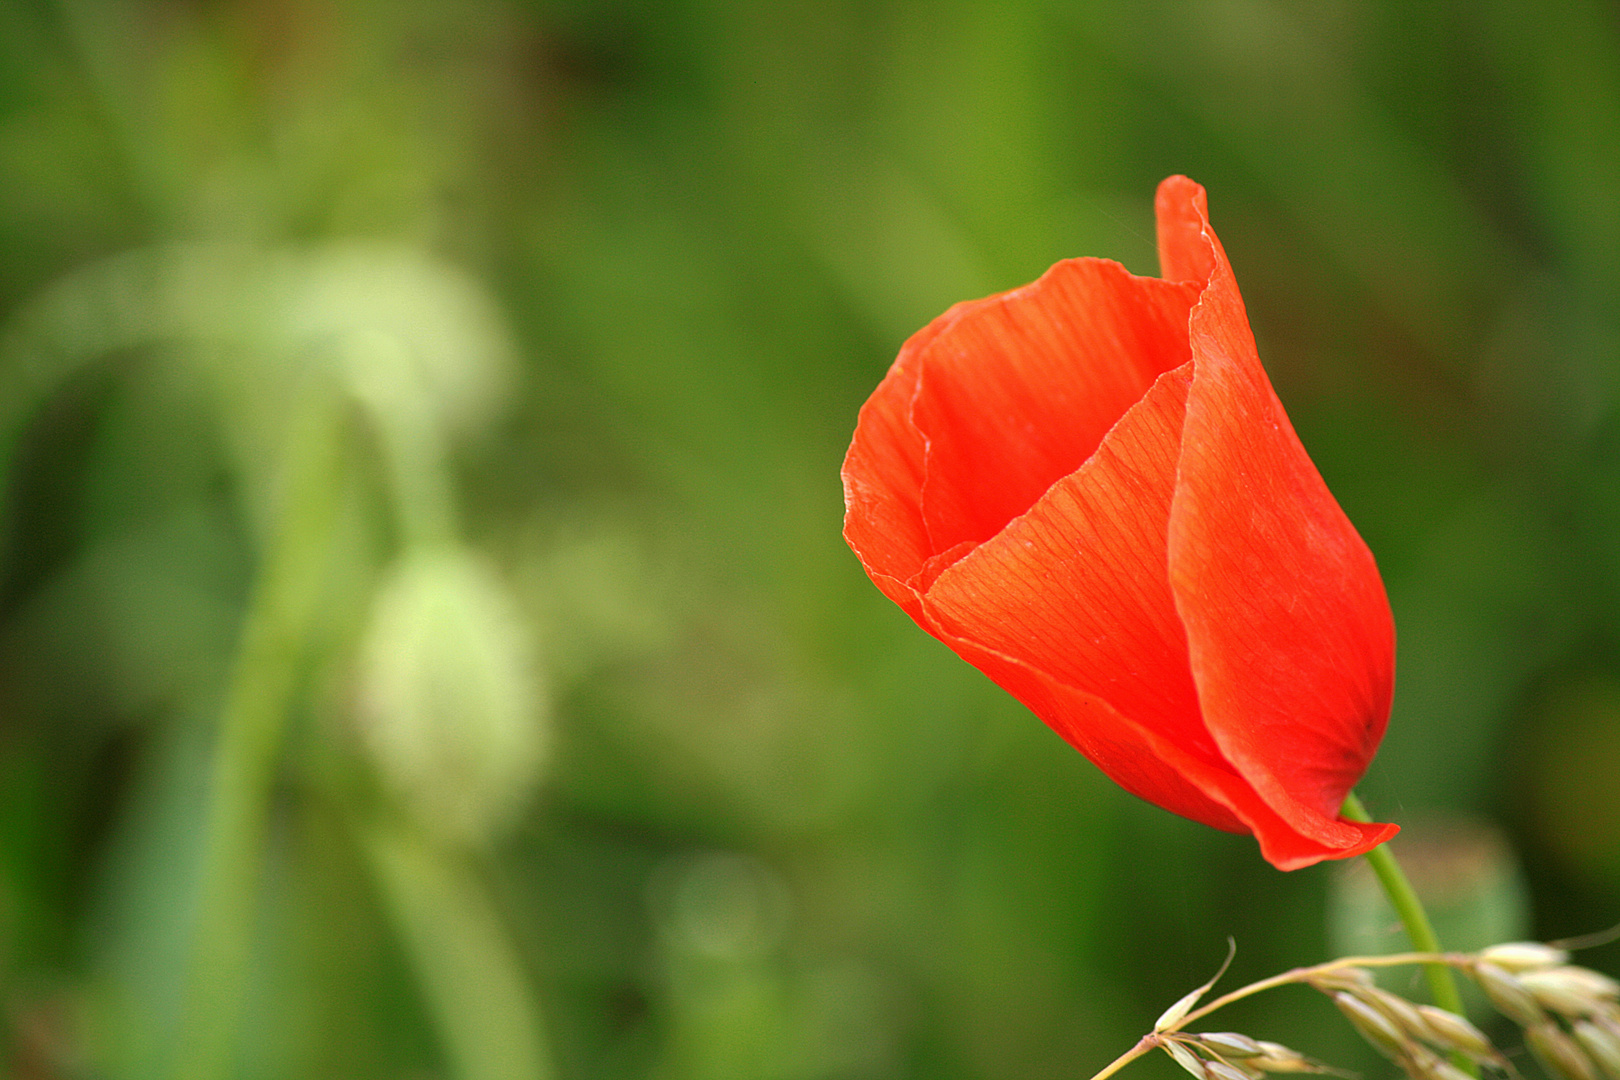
{"left": 842, "top": 176, "right": 1397, "bottom": 871}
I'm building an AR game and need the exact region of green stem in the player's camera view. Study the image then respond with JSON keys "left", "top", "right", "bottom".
{"left": 1341, "top": 792, "right": 1468, "bottom": 1019}
{"left": 360, "top": 819, "right": 554, "bottom": 1080}
{"left": 173, "top": 387, "right": 348, "bottom": 1080}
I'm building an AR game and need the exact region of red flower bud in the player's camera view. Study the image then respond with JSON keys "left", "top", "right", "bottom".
{"left": 841, "top": 176, "right": 1397, "bottom": 870}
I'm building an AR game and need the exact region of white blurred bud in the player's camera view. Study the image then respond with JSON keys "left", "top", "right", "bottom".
{"left": 357, "top": 548, "right": 547, "bottom": 844}
{"left": 277, "top": 244, "right": 516, "bottom": 437}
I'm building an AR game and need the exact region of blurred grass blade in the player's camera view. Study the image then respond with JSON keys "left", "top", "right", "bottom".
{"left": 361, "top": 818, "right": 554, "bottom": 1080}
{"left": 173, "top": 382, "right": 348, "bottom": 1080}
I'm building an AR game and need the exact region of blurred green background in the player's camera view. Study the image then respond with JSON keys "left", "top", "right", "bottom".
{"left": 1, "top": 1, "right": 1618, "bottom": 1077}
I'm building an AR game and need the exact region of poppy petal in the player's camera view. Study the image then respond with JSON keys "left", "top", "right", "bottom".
{"left": 1159, "top": 180, "right": 1397, "bottom": 852}
{"left": 929, "top": 632, "right": 1248, "bottom": 833}
{"left": 842, "top": 324, "right": 933, "bottom": 620}
{"left": 842, "top": 176, "right": 1398, "bottom": 871}
{"left": 921, "top": 633, "right": 1394, "bottom": 869}
{"left": 923, "top": 363, "right": 1210, "bottom": 759}
{"left": 909, "top": 259, "right": 1198, "bottom": 556}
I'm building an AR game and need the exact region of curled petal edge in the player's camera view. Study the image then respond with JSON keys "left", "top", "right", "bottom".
{"left": 924, "top": 626, "right": 1398, "bottom": 870}
{"left": 1157, "top": 175, "right": 1397, "bottom": 843}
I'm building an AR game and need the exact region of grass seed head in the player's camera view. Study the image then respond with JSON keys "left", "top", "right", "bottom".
{"left": 1528, "top": 1022, "right": 1599, "bottom": 1080}
{"left": 1313, "top": 968, "right": 1376, "bottom": 992}
{"left": 1250, "top": 1041, "right": 1320, "bottom": 1074}
{"left": 1519, "top": 969, "right": 1620, "bottom": 1017}
{"left": 1165, "top": 1038, "right": 1212, "bottom": 1080}
{"left": 1573, "top": 1020, "right": 1620, "bottom": 1080}
{"left": 1406, "top": 1044, "right": 1477, "bottom": 1080}
{"left": 1334, "top": 992, "right": 1411, "bottom": 1061}
{"left": 1207, "top": 1059, "right": 1261, "bottom": 1080}
{"left": 1199, "top": 1033, "right": 1265, "bottom": 1058}
{"left": 1475, "top": 962, "right": 1549, "bottom": 1027}
{"left": 1361, "top": 987, "right": 1433, "bottom": 1039}
{"left": 1424, "top": 1056, "right": 1482, "bottom": 1080}
{"left": 1480, "top": 943, "right": 1571, "bottom": 973}
{"left": 1413, "top": 1003, "right": 1499, "bottom": 1063}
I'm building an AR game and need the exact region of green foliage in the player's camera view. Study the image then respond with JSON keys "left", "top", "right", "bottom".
{"left": 0, "top": 1, "right": 1617, "bottom": 1077}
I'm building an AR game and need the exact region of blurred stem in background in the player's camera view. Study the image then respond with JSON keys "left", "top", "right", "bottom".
{"left": 0, "top": 220, "right": 555, "bottom": 1080}
{"left": 369, "top": 381, "right": 458, "bottom": 550}
{"left": 361, "top": 820, "right": 553, "bottom": 1080}
{"left": 174, "top": 382, "right": 348, "bottom": 1080}
{"left": 173, "top": 339, "right": 554, "bottom": 1080}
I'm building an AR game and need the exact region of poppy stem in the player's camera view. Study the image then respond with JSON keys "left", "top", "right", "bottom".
{"left": 1341, "top": 791, "right": 1475, "bottom": 1071}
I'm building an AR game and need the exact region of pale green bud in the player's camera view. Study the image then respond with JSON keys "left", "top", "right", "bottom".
{"left": 357, "top": 549, "right": 547, "bottom": 844}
